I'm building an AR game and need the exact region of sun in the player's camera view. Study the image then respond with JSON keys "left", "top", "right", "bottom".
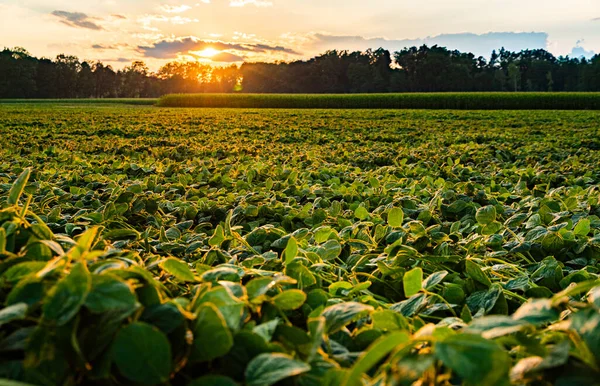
{"left": 197, "top": 48, "right": 221, "bottom": 58}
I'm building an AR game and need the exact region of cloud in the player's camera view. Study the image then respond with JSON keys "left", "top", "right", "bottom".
{"left": 233, "top": 31, "right": 256, "bottom": 40}
{"left": 139, "top": 14, "right": 199, "bottom": 28}
{"left": 230, "top": 0, "right": 273, "bottom": 7}
{"left": 592, "top": 17, "right": 600, "bottom": 21}
{"left": 105, "top": 58, "right": 131, "bottom": 63}
{"left": 92, "top": 44, "right": 130, "bottom": 50}
{"left": 252, "top": 43, "right": 294, "bottom": 53}
{"left": 97, "top": 58, "right": 131, "bottom": 66}
{"left": 160, "top": 5, "right": 192, "bottom": 13}
{"left": 112, "top": 14, "right": 126, "bottom": 19}
{"left": 570, "top": 41, "right": 596, "bottom": 59}
{"left": 51, "top": 10, "right": 104, "bottom": 30}
{"left": 137, "top": 36, "right": 299, "bottom": 58}
{"left": 210, "top": 52, "right": 245, "bottom": 62}
{"left": 308, "top": 32, "right": 549, "bottom": 58}
{"left": 167, "top": 16, "right": 198, "bottom": 24}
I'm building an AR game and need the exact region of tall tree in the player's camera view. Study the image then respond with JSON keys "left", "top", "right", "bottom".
{"left": 0, "top": 48, "right": 37, "bottom": 98}
{"left": 54, "top": 54, "right": 81, "bottom": 98}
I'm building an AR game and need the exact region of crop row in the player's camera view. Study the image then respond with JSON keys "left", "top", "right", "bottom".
{"left": 157, "top": 92, "right": 600, "bottom": 110}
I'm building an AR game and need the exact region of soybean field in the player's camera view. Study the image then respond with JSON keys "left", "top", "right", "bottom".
{"left": 1, "top": 103, "right": 600, "bottom": 386}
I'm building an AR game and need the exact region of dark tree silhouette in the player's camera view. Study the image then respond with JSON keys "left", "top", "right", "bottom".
{"left": 0, "top": 45, "right": 599, "bottom": 98}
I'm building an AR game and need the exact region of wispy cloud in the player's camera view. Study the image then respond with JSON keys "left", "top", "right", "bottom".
{"left": 233, "top": 31, "right": 256, "bottom": 40}
{"left": 137, "top": 36, "right": 299, "bottom": 58}
{"left": 51, "top": 10, "right": 104, "bottom": 30}
{"left": 230, "top": 0, "right": 273, "bottom": 7}
{"left": 139, "top": 14, "right": 199, "bottom": 28}
{"left": 92, "top": 43, "right": 130, "bottom": 50}
{"left": 304, "top": 32, "right": 549, "bottom": 58}
{"left": 160, "top": 5, "right": 192, "bottom": 13}
{"left": 102, "top": 57, "right": 131, "bottom": 63}
{"left": 592, "top": 17, "right": 600, "bottom": 21}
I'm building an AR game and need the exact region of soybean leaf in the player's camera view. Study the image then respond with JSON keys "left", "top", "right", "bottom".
{"left": 160, "top": 258, "right": 195, "bottom": 282}
{"left": 542, "top": 232, "right": 564, "bottom": 251}
{"left": 466, "top": 260, "right": 492, "bottom": 288}
{"left": 525, "top": 214, "right": 542, "bottom": 229}
{"left": 306, "top": 316, "right": 326, "bottom": 362}
{"left": 570, "top": 308, "right": 600, "bottom": 360}
{"left": 42, "top": 262, "right": 91, "bottom": 325}
{"left": 253, "top": 319, "right": 280, "bottom": 342}
{"left": 482, "top": 221, "right": 503, "bottom": 236}
{"left": 247, "top": 277, "right": 278, "bottom": 299}
{"left": 273, "top": 290, "right": 307, "bottom": 311}
{"left": 317, "top": 239, "right": 342, "bottom": 261}
{"left": 355, "top": 206, "right": 369, "bottom": 220}
{"left": 371, "top": 310, "right": 410, "bottom": 331}
{"left": 0, "top": 303, "right": 28, "bottom": 327}
{"left": 314, "top": 226, "right": 334, "bottom": 244}
{"left": 6, "top": 277, "right": 45, "bottom": 306}
{"left": 343, "top": 331, "right": 410, "bottom": 386}
{"left": 512, "top": 299, "right": 559, "bottom": 325}
{"left": 403, "top": 268, "right": 423, "bottom": 297}
{"left": 112, "top": 322, "right": 171, "bottom": 385}
{"left": 510, "top": 340, "right": 571, "bottom": 383}
{"left": 104, "top": 229, "right": 140, "bottom": 241}
{"left": 285, "top": 261, "right": 316, "bottom": 288}
{"left": 321, "top": 302, "right": 374, "bottom": 333}
{"left": 209, "top": 224, "right": 225, "bottom": 246}
{"left": 476, "top": 205, "right": 496, "bottom": 226}
{"left": 466, "top": 284, "right": 505, "bottom": 316}
{"left": 141, "top": 302, "right": 184, "bottom": 334}
{"left": 0, "top": 227, "right": 6, "bottom": 254}
{"left": 466, "top": 316, "right": 528, "bottom": 339}
{"left": 84, "top": 275, "right": 136, "bottom": 313}
{"left": 2, "top": 262, "right": 47, "bottom": 284}
{"left": 391, "top": 293, "right": 428, "bottom": 317}
{"left": 574, "top": 219, "right": 591, "bottom": 237}
{"left": 435, "top": 334, "right": 510, "bottom": 386}
{"left": 284, "top": 237, "right": 298, "bottom": 265}
{"left": 190, "top": 303, "right": 233, "bottom": 362}
{"left": 75, "top": 227, "right": 101, "bottom": 255}
{"left": 7, "top": 168, "right": 31, "bottom": 206}
{"left": 198, "top": 286, "right": 244, "bottom": 330}
{"left": 245, "top": 353, "right": 310, "bottom": 386}
{"left": 423, "top": 271, "right": 448, "bottom": 291}
{"left": 388, "top": 208, "right": 404, "bottom": 228}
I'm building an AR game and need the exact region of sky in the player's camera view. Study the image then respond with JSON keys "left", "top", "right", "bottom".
{"left": 0, "top": 0, "right": 598, "bottom": 70}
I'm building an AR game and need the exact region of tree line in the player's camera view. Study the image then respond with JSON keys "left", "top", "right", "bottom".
{"left": 1, "top": 45, "right": 599, "bottom": 98}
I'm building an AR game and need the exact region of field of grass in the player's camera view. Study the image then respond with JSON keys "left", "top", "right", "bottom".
{"left": 158, "top": 92, "right": 600, "bottom": 110}
{"left": 1, "top": 104, "right": 600, "bottom": 385}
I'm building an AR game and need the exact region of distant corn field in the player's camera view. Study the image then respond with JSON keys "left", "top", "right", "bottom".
{"left": 158, "top": 92, "right": 600, "bottom": 110}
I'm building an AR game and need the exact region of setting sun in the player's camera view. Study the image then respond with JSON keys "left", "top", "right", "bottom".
{"left": 196, "top": 48, "right": 220, "bottom": 58}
